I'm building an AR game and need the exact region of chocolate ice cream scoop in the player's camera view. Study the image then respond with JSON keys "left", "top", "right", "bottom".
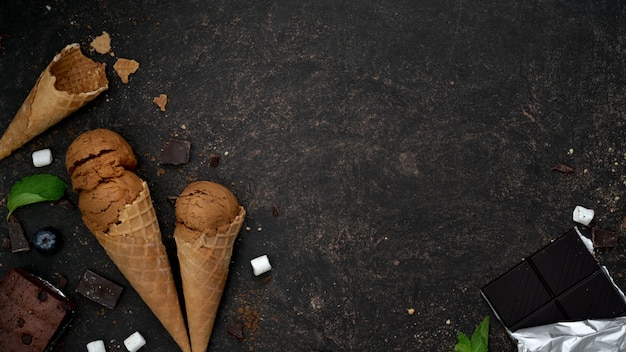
{"left": 65, "top": 128, "right": 137, "bottom": 192}
{"left": 174, "top": 181, "right": 240, "bottom": 242}
{"left": 78, "top": 170, "right": 143, "bottom": 232}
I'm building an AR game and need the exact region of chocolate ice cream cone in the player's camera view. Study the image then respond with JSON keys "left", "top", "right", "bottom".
{"left": 173, "top": 180, "right": 245, "bottom": 352}
{"left": 0, "top": 43, "right": 108, "bottom": 161}
{"left": 87, "top": 181, "right": 191, "bottom": 352}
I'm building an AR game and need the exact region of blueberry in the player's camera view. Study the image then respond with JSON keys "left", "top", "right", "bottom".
{"left": 31, "top": 227, "right": 62, "bottom": 254}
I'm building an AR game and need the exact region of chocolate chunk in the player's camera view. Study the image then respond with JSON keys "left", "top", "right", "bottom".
{"left": 161, "top": 139, "right": 191, "bottom": 165}
{"left": 227, "top": 321, "right": 244, "bottom": 340}
{"left": 209, "top": 154, "right": 220, "bottom": 167}
{"left": 551, "top": 163, "right": 574, "bottom": 174}
{"left": 166, "top": 196, "right": 178, "bottom": 205}
{"left": 76, "top": 270, "right": 123, "bottom": 309}
{"left": 481, "top": 230, "right": 626, "bottom": 331}
{"left": 7, "top": 216, "right": 29, "bottom": 253}
{"left": 592, "top": 227, "right": 619, "bottom": 248}
{"left": 2, "top": 236, "right": 11, "bottom": 250}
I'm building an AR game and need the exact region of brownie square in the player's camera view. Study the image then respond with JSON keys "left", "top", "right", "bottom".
{"left": 0, "top": 268, "right": 75, "bottom": 352}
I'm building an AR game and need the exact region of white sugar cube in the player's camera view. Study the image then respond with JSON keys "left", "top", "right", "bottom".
{"left": 86, "top": 340, "right": 106, "bottom": 352}
{"left": 32, "top": 148, "right": 53, "bottom": 167}
{"left": 124, "top": 331, "right": 146, "bottom": 352}
{"left": 573, "top": 205, "right": 594, "bottom": 226}
{"left": 251, "top": 255, "right": 272, "bottom": 276}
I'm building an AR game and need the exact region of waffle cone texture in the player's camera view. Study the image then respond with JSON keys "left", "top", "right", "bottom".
{"left": 88, "top": 181, "right": 191, "bottom": 352}
{"left": 175, "top": 206, "right": 246, "bottom": 352}
{"left": 0, "top": 43, "right": 108, "bottom": 160}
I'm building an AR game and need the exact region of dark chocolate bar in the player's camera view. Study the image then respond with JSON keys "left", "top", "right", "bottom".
{"left": 481, "top": 230, "right": 626, "bottom": 331}
{"left": 76, "top": 270, "right": 123, "bottom": 309}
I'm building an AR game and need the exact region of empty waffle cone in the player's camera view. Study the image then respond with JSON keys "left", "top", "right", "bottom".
{"left": 88, "top": 181, "right": 191, "bottom": 352}
{"left": 175, "top": 206, "right": 246, "bottom": 352}
{"left": 0, "top": 43, "right": 108, "bottom": 161}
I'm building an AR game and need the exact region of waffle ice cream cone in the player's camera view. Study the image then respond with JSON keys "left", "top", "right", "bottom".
{"left": 0, "top": 43, "right": 108, "bottom": 161}
{"left": 90, "top": 181, "right": 191, "bottom": 352}
{"left": 174, "top": 181, "right": 245, "bottom": 352}
{"left": 66, "top": 129, "right": 191, "bottom": 352}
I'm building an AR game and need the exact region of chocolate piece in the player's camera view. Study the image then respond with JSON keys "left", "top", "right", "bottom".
{"left": 76, "top": 270, "right": 123, "bottom": 309}
{"left": 482, "top": 261, "right": 551, "bottom": 328}
{"left": 161, "top": 139, "right": 190, "bottom": 165}
{"left": 551, "top": 163, "right": 574, "bottom": 174}
{"left": 272, "top": 205, "right": 279, "bottom": 217}
{"left": 531, "top": 231, "right": 597, "bottom": 295}
{"left": 0, "top": 268, "right": 75, "bottom": 351}
{"left": 2, "top": 236, "right": 11, "bottom": 250}
{"left": 558, "top": 270, "right": 626, "bottom": 321}
{"left": 482, "top": 230, "right": 626, "bottom": 331}
{"left": 8, "top": 216, "right": 29, "bottom": 253}
{"left": 592, "top": 227, "right": 619, "bottom": 248}
{"left": 209, "top": 154, "right": 220, "bottom": 167}
{"left": 227, "top": 321, "right": 244, "bottom": 340}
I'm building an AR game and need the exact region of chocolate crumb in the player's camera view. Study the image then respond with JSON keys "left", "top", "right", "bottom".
{"left": 209, "top": 154, "right": 220, "bottom": 167}
{"left": 261, "top": 275, "right": 273, "bottom": 284}
{"left": 227, "top": 321, "right": 244, "bottom": 340}
{"left": 53, "top": 273, "right": 68, "bottom": 290}
{"left": 2, "top": 236, "right": 10, "bottom": 250}
{"left": 552, "top": 163, "right": 574, "bottom": 174}
{"left": 166, "top": 196, "right": 178, "bottom": 205}
{"left": 272, "top": 205, "right": 279, "bottom": 217}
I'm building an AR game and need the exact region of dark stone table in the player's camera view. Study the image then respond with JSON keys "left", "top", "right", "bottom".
{"left": 1, "top": 1, "right": 625, "bottom": 351}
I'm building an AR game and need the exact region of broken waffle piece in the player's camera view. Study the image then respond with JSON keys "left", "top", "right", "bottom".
{"left": 153, "top": 94, "right": 168, "bottom": 111}
{"left": 90, "top": 32, "right": 111, "bottom": 54}
{"left": 113, "top": 58, "right": 140, "bottom": 84}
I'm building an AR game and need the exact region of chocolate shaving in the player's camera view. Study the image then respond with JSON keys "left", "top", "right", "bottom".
{"left": 552, "top": 163, "right": 574, "bottom": 174}
{"left": 227, "top": 321, "right": 244, "bottom": 340}
{"left": 209, "top": 154, "right": 220, "bottom": 168}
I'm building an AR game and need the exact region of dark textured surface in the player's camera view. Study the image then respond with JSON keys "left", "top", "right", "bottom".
{"left": 1, "top": 1, "right": 626, "bottom": 351}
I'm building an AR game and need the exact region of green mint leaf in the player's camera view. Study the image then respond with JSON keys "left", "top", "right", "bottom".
{"left": 469, "top": 316, "right": 490, "bottom": 352}
{"left": 453, "top": 316, "right": 490, "bottom": 352}
{"left": 6, "top": 174, "right": 66, "bottom": 220}
{"left": 454, "top": 332, "right": 472, "bottom": 352}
